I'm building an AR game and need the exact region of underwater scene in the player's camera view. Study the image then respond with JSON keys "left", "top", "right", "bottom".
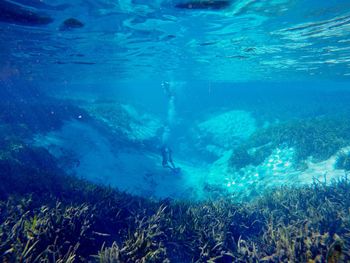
{"left": 1, "top": 0, "right": 350, "bottom": 262}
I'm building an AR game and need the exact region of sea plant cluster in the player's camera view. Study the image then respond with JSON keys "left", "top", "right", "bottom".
{"left": 230, "top": 116, "right": 350, "bottom": 170}
{"left": 335, "top": 151, "right": 350, "bottom": 171}
{"left": 1, "top": 135, "right": 350, "bottom": 262}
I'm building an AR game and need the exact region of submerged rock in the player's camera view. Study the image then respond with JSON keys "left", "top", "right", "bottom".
{"left": 196, "top": 110, "right": 256, "bottom": 156}
{"left": 0, "top": 0, "right": 53, "bottom": 26}
{"left": 175, "top": 0, "right": 231, "bottom": 10}
{"left": 60, "top": 18, "right": 84, "bottom": 31}
{"left": 83, "top": 102, "right": 162, "bottom": 143}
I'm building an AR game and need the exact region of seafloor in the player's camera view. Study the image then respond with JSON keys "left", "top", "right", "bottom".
{"left": 1, "top": 83, "right": 350, "bottom": 262}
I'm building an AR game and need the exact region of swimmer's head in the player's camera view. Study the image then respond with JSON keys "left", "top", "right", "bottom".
{"left": 162, "top": 81, "right": 174, "bottom": 98}
{"left": 162, "top": 81, "right": 170, "bottom": 90}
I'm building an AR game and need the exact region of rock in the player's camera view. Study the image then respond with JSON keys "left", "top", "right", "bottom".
{"left": 60, "top": 18, "right": 84, "bottom": 31}
{"left": 83, "top": 103, "right": 162, "bottom": 144}
{"left": 197, "top": 110, "right": 256, "bottom": 150}
{"left": 175, "top": 0, "right": 231, "bottom": 10}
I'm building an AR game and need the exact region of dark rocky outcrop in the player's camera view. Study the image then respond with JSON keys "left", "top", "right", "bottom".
{"left": 60, "top": 18, "right": 84, "bottom": 31}
{"left": 175, "top": 0, "right": 231, "bottom": 10}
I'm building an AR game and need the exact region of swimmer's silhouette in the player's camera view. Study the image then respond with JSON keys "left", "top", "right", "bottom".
{"left": 161, "top": 145, "right": 180, "bottom": 174}
{"left": 160, "top": 81, "right": 180, "bottom": 174}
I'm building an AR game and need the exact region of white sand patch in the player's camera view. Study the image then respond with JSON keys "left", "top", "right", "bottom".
{"left": 300, "top": 147, "right": 350, "bottom": 184}
{"left": 208, "top": 150, "right": 233, "bottom": 184}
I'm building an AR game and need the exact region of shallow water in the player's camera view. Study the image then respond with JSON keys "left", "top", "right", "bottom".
{"left": 1, "top": 1, "right": 350, "bottom": 261}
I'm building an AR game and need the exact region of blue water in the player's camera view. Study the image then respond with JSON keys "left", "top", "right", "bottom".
{"left": 1, "top": 0, "right": 350, "bottom": 200}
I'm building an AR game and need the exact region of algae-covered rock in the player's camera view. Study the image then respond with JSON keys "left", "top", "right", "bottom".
{"left": 84, "top": 102, "right": 162, "bottom": 144}
{"left": 196, "top": 110, "right": 256, "bottom": 156}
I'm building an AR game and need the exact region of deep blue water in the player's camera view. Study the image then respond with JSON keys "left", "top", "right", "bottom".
{"left": 1, "top": 0, "right": 350, "bottom": 200}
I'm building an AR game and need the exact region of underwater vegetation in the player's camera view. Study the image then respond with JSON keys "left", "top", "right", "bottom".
{"left": 1, "top": 132, "right": 350, "bottom": 262}
{"left": 230, "top": 116, "right": 350, "bottom": 170}
{"left": 83, "top": 101, "right": 162, "bottom": 146}
{"left": 335, "top": 151, "right": 350, "bottom": 171}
